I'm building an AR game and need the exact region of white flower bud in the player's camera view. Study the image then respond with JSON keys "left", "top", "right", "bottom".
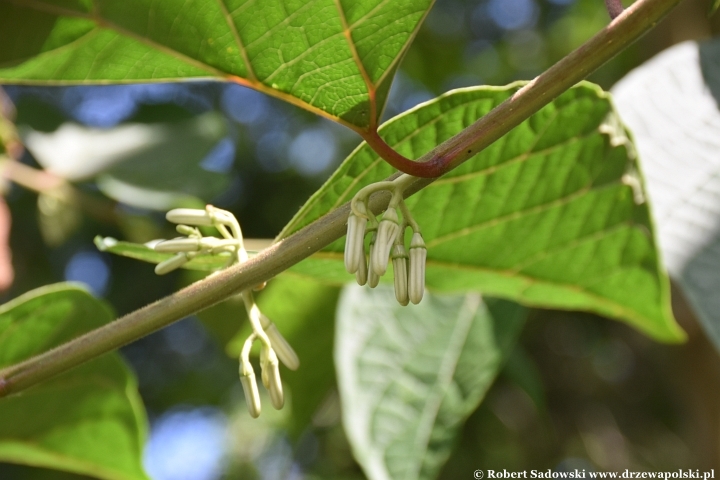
{"left": 176, "top": 225, "right": 199, "bottom": 237}
{"left": 355, "top": 250, "right": 368, "bottom": 286}
{"left": 154, "top": 253, "right": 190, "bottom": 275}
{"left": 166, "top": 208, "right": 214, "bottom": 226}
{"left": 344, "top": 210, "right": 368, "bottom": 274}
{"left": 408, "top": 233, "right": 427, "bottom": 304}
{"left": 367, "top": 236, "right": 380, "bottom": 288}
{"left": 372, "top": 208, "right": 400, "bottom": 276}
{"left": 266, "top": 357, "right": 284, "bottom": 410}
{"left": 240, "top": 366, "right": 261, "bottom": 418}
{"left": 259, "top": 346, "right": 284, "bottom": 408}
{"left": 154, "top": 237, "right": 201, "bottom": 252}
{"left": 260, "top": 360, "right": 270, "bottom": 389}
{"left": 262, "top": 320, "right": 300, "bottom": 371}
{"left": 392, "top": 244, "right": 409, "bottom": 306}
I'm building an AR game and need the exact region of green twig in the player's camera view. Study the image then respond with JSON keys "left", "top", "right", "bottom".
{"left": 0, "top": 0, "right": 683, "bottom": 399}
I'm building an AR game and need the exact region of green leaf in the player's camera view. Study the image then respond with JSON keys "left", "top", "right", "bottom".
{"left": 711, "top": 0, "right": 720, "bottom": 15}
{"left": 0, "top": 0, "right": 434, "bottom": 129}
{"left": 0, "top": 283, "right": 148, "bottom": 480}
{"left": 336, "top": 285, "right": 526, "bottom": 480}
{"left": 280, "top": 83, "right": 684, "bottom": 343}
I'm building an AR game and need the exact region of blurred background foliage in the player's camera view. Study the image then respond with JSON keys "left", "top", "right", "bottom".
{"left": 2, "top": 0, "right": 720, "bottom": 478}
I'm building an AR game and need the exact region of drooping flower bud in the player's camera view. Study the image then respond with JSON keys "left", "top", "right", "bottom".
{"left": 372, "top": 208, "right": 400, "bottom": 276}
{"left": 154, "top": 237, "right": 201, "bottom": 252}
{"left": 239, "top": 363, "right": 261, "bottom": 418}
{"left": 367, "top": 234, "right": 380, "bottom": 288}
{"left": 154, "top": 253, "right": 190, "bottom": 275}
{"left": 262, "top": 348, "right": 284, "bottom": 410}
{"left": 392, "top": 244, "right": 409, "bottom": 306}
{"left": 176, "top": 224, "right": 200, "bottom": 237}
{"left": 408, "top": 232, "right": 427, "bottom": 304}
{"left": 166, "top": 208, "right": 214, "bottom": 226}
{"left": 355, "top": 250, "right": 368, "bottom": 286}
{"left": 259, "top": 314, "right": 300, "bottom": 371}
{"left": 344, "top": 203, "right": 368, "bottom": 274}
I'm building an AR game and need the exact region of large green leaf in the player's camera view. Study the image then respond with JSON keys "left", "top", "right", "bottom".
{"left": 280, "top": 83, "right": 684, "bottom": 343}
{"left": 0, "top": 0, "right": 434, "bottom": 129}
{"left": 0, "top": 283, "right": 149, "bottom": 480}
{"left": 336, "top": 285, "right": 526, "bottom": 480}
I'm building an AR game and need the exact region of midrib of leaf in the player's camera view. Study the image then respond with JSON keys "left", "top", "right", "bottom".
{"left": 334, "top": 0, "right": 376, "bottom": 124}
{"left": 368, "top": 0, "right": 435, "bottom": 91}
{"left": 334, "top": 0, "right": 434, "bottom": 90}
{"left": 215, "top": 0, "right": 257, "bottom": 82}
{"left": 408, "top": 294, "right": 480, "bottom": 480}
{"left": 7, "top": 0, "right": 368, "bottom": 130}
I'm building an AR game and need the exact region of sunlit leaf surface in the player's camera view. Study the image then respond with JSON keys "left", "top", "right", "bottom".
{"left": 280, "top": 83, "right": 684, "bottom": 342}
{"left": 0, "top": 0, "right": 434, "bottom": 129}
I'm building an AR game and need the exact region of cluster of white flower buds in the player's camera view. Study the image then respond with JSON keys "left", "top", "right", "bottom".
{"left": 344, "top": 174, "right": 427, "bottom": 305}
{"left": 154, "top": 205, "right": 299, "bottom": 418}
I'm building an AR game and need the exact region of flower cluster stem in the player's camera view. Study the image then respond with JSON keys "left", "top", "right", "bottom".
{"left": 0, "top": 0, "right": 683, "bottom": 399}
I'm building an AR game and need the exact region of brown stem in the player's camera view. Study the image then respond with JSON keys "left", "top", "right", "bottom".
{"left": 0, "top": 0, "right": 684, "bottom": 398}
{"left": 366, "top": 0, "right": 648, "bottom": 179}
{"left": 361, "top": 130, "right": 448, "bottom": 178}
